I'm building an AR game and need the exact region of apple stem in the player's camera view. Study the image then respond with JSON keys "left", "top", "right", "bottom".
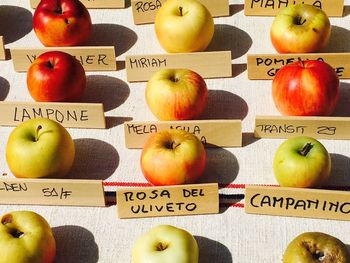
{"left": 47, "top": 60, "right": 54, "bottom": 69}
{"left": 298, "top": 143, "right": 313, "bottom": 156}
{"left": 296, "top": 16, "right": 306, "bottom": 25}
{"left": 35, "top": 125, "right": 42, "bottom": 142}
{"left": 179, "top": 6, "right": 183, "bottom": 16}
{"left": 156, "top": 242, "right": 168, "bottom": 251}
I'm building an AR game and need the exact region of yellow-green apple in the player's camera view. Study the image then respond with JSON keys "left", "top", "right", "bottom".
{"left": 132, "top": 225, "right": 199, "bottom": 263}
{"left": 6, "top": 118, "right": 75, "bottom": 178}
{"left": 283, "top": 232, "right": 350, "bottom": 263}
{"left": 146, "top": 69, "right": 208, "bottom": 121}
{"left": 33, "top": 0, "right": 92, "bottom": 47}
{"left": 0, "top": 210, "right": 56, "bottom": 263}
{"left": 141, "top": 129, "right": 206, "bottom": 186}
{"left": 273, "top": 136, "right": 331, "bottom": 188}
{"left": 270, "top": 4, "right": 331, "bottom": 53}
{"left": 272, "top": 60, "right": 339, "bottom": 116}
{"left": 155, "top": 0, "right": 214, "bottom": 53}
{"left": 27, "top": 51, "right": 86, "bottom": 102}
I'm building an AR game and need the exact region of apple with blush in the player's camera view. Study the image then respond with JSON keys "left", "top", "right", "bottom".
{"left": 146, "top": 68, "right": 208, "bottom": 121}
{"left": 141, "top": 129, "right": 206, "bottom": 186}
{"left": 33, "top": 0, "right": 92, "bottom": 47}
{"left": 270, "top": 4, "right": 331, "bottom": 53}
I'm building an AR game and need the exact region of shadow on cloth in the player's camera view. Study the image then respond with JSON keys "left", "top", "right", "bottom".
{"left": 0, "top": 77, "right": 10, "bottom": 101}
{"left": 343, "top": 6, "right": 350, "bottom": 17}
{"left": 242, "top": 132, "right": 261, "bottom": 147}
{"left": 206, "top": 24, "right": 252, "bottom": 59}
{"left": 200, "top": 148, "right": 239, "bottom": 187}
{"left": 105, "top": 116, "right": 133, "bottom": 129}
{"left": 195, "top": 236, "right": 233, "bottom": 263}
{"left": 232, "top": 63, "right": 247, "bottom": 78}
{"left": 53, "top": 225, "right": 99, "bottom": 263}
{"left": 83, "top": 75, "right": 130, "bottom": 112}
{"left": 201, "top": 90, "right": 249, "bottom": 120}
{"left": 86, "top": 24, "right": 138, "bottom": 57}
{"left": 329, "top": 154, "right": 350, "bottom": 186}
{"left": 0, "top": 6, "right": 32, "bottom": 44}
{"left": 68, "top": 139, "right": 119, "bottom": 180}
{"left": 332, "top": 82, "right": 350, "bottom": 117}
{"left": 229, "top": 4, "right": 244, "bottom": 16}
{"left": 324, "top": 26, "right": 350, "bottom": 53}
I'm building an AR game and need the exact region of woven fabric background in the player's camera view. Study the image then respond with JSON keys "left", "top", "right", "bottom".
{"left": 0, "top": 0, "right": 350, "bottom": 262}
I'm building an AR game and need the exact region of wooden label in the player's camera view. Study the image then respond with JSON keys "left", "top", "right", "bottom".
{"left": 124, "top": 120, "right": 242, "bottom": 148}
{"left": 131, "top": 0, "right": 229, "bottom": 25}
{"left": 245, "top": 185, "right": 350, "bottom": 221}
{"left": 255, "top": 116, "right": 350, "bottom": 140}
{"left": 0, "top": 178, "right": 105, "bottom": 207}
{"left": 247, "top": 53, "right": 350, "bottom": 80}
{"left": 126, "top": 51, "right": 232, "bottom": 82}
{"left": 30, "top": 0, "right": 125, "bottom": 8}
{"left": 244, "top": 0, "right": 344, "bottom": 17}
{"left": 0, "top": 36, "right": 5, "bottom": 60}
{"left": 0, "top": 101, "right": 106, "bottom": 129}
{"left": 117, "top": 183, "right": 219, "bottom": 218}
{"left": 10, "top": 46, "right": 116, "bottom": 72}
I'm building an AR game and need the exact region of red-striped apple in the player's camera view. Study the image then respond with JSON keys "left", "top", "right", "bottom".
{"left": 141, "top": 129, "right": 206, "bottom": 186}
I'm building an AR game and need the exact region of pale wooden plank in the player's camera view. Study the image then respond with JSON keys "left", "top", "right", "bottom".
{"left": 247, "top": 53, "right": 350, "bottom": 79}
{"left": 117, "top": 183, "right": 219, "bottom": 218}
{"left": 10, "top": 46, "right": 116, "bottom": 72}
{"left": 126, "top": 51, "right": 232, "bottom": 82}
{"left": 245, "top": 185, "right": 350, "bottom": 221}
{"left": 131, "top": 0, "right": 229, "bottom": 25}
{"left": 244, "top": 0, "right": 344, "bottom": 17}
{"left": 0, "top": 36, "right": 5, "bottom": 60}
{"left": 30, "top": 0, "right": 125, "bottom": 8}
{"left": 0, "top": 178, "right": 105, "bottom": 207}
{"left": 0, "top": 101, "right": 106, "bottom": 129}
{"left": 124, "top": 120, "right": 242, "bottom": 148}
{"left": 254, "top": 116, "right": 350, "bottom": 140}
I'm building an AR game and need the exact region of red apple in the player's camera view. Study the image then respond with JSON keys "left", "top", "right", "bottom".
{"left": 33, "top": 0, "right": 92, "bottom": 47}
{"left": 146, "top": 69, "right": 208, "bottom": 120}
{"left": 272, "top": 60, "right": 339, "bottom": 116}
{"left": 141, "top": 129, "right": 206, "bottom": 186}
{"left": 27, "top": 51, "right": 86, "bottom": 102}
{"left": 270, "top": 4, "right": 331, "bottom": 53}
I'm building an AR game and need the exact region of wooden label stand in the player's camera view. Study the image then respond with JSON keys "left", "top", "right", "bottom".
{"left": 244, "top": 0, "right": 344, "bottom": 17}
{"left": 247, "top": 53, "right": 350, "bottom": 80}
{"left": 117, "top": 183, "right": 219, "bottom": 218}
{"left": 0, "top": 36, "right": 5, "bottom": 60}
{"left": 126, "top": 51, "right": 232, "bottom": 82}
{"left": 124, "top": 120, "right": 242, "bottom": 148}
{"left": 30, "top": 0, "right": 125, "bottom": 8}
{"left": 0, "top": 101, "right": 106, "bottom": 129}
{"left": 245, "top": 185, "right": 350, "bottom": 221}
{"left": 255, "top": 116, "right": 350, "bottom": 140}
{"left": 11, "top": 46, "right": 117, "bottom": 72}
{"left": 131, "top": 0, "right": 230, "bottom": 25}
{"left": 0, "top": 178, "right": 105, "bottom": 207}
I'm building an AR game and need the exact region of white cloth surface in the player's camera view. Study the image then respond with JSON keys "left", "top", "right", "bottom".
{"left": 0, "top": 0, "right": 350, "bottom": 262}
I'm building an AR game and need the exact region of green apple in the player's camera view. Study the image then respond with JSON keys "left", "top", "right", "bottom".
{"left": 6, "top": 118, "right": 75, "bottom": 178}
{"left": 0, "top": 210, "right": 56, "bottom": 263}
{"left": 273, "top": 136, "right": 331, "bottom": 188}
{"left": 283, "top": 232, "right": 350, "bottom": 263}
{"left": 270, "top": 4, "right": 331, "bottom": 53}
{"left": 132, "top": 225, "right": 199, "bottom": 263}
{"left": 155, "top": 0, "right": 214, "bottom": 53}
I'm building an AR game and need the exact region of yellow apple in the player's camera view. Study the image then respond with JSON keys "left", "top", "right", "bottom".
{"left": 0, "top": 210, "right": 56, "bottom": 263}
{"left": 132, "top": 225, "right": 199, "bottom": 263}
{"left": 155, "top": 0, "right": 214, "bottom": 53}
{"left": 6, "top": 118, "right": 75, "bottom": 178}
